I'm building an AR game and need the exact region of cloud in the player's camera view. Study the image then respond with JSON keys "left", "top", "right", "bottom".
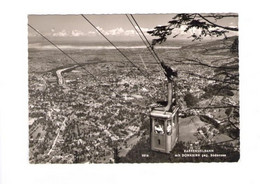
{"left": 107, "top": 27, "right": 124, "bottom": 36}
{"left": 87, "top": 31, "right": 97, "bottom": 36}
{"left": 124, "top": 30, "right": 136, "bottom": 36}
{"left": 51, "top": 29, "right": 86, "bottom": 37}
{"left": 52, "top": 29, "right": 68, "bottom": 37}
{"left": 47, "top": 26, "right": 163, "bottom": 38}
{"left": 71, "top": 30, "right": 84, "bottom": 37}
{"left": 86, "top": 27, "right": 137, "bottom": 37}
{"left": 134, "top": 26, "right": 150, "bottom": 35}
{"left": 96, "top": 26, "right": 106, "bottom": 35}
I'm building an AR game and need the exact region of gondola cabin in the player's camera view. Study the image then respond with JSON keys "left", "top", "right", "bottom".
{"left": 150, "top": 62, "right": 179, "bottom": 154}
{"left": 150, "top": 107, "right": 179, "bottom": 153}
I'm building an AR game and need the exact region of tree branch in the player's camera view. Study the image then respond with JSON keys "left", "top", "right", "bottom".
{"left": 202, "top": 14, "right": 238, "bottom": 18}
{"left": 181, "top": 71, "right": 239, "bottom": 85}
{"left": 198, "top": 14, "right": 238, "bottom": 31}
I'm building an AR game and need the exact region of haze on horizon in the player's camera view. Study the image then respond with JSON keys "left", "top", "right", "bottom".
{"left": 28, "top": 14, "right": 238, "bottom": 43}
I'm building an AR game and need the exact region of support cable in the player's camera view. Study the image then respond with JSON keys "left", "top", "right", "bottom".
{"left": 130, "top": 14, "right": 163, "bottom": 67}
{"left": 126, "top": 14, "right": 168, "bottom": 100}
{"left": 28, "top": 23, "right": 157, "bottom": 99}
{"left": 81, "top": 14, "right": 149, "bottom": 77}
{"left": 28, "top": 23, "right": 123, "bottom": 97}
{"left": 126, "top": 15, "right": 159, "bottom": 64}
{"left": 28, "top": 24, "right": 97, "bottom": 80}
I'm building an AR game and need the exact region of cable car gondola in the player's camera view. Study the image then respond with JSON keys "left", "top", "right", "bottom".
{"left": 150, "top": 61, "right": 179, "bottom": 154}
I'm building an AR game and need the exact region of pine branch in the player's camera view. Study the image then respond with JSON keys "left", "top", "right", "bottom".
{"left": 198, "top": 14, "right": 238, "bottom": 31}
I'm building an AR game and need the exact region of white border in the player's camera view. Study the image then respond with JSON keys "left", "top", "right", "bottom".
{"left": 1, "top": 0, "right": 260, "bottom": 184}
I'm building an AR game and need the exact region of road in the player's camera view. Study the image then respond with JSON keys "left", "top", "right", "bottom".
{"left": 47, "top": 117, "right": 67, "bottom": 155}
{"left": 56, "top": 65, "right": 78, "bottom": 85}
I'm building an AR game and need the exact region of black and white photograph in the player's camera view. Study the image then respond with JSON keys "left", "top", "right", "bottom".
{"left": 28, "top": 13, "right": 240, "bottom": 163}
{"left": 2, "top": 0, "right": 260, "bottom": 183}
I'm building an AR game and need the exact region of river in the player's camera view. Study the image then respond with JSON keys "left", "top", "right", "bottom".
{"left": 56, "top": 65, "right": 78, "bottom": 85}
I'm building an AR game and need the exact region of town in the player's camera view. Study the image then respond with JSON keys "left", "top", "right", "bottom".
{"left": 28, "top": 33, "right": 239, "bottom": 163}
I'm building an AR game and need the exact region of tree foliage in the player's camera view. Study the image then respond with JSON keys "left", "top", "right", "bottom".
{"left": 184, "top": 92, "right": 199, "bottom": 107}
{"left": 148, "top": 13, "right": 238, "bottom": 45}
{"left": 147, "top": 13, "right": 239, "bottom": 144}
{"left": 148, "top": 13, "right": 239, "bottom": 89}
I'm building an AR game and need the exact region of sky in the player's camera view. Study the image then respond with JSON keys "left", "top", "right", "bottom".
{"left": 28, "top": 14, "right": 238, "bottom": 42}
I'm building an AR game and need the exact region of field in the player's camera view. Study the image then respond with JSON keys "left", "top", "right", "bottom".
{"left": 28, "top": 37, "right": 239, "bottom": 163}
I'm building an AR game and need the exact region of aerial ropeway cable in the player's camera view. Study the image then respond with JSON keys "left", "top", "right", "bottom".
{"left": 28, "top": 16, "right": 172, "bottom": 100}
{"left": 129, "top": 14, "right": 174, "bottom": 79}
{"left": 126, "top": 15, "right": 161, "bottom": 65}
{"left": 130, "top": 15, "right": 163, "bottom": 65}
{"left": 28, "top": 23, "right": 157, "bottom": 99}
{"left": 81, "top": 14, "right": 149, "bottom": 78}
{"left": 131, "top": 15, "right": 179, "bottom": 79}
{"left": 28, "top": 24, "right": 97, "bottom": 80}
{"left": 28, "top": 23, "right": 124, "bottom": 97}
{"left": 125, "top": 14, "right": 159, "bottom": 64}
{"left": 125, "top": 14, "right": 170, "bottom": 97}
